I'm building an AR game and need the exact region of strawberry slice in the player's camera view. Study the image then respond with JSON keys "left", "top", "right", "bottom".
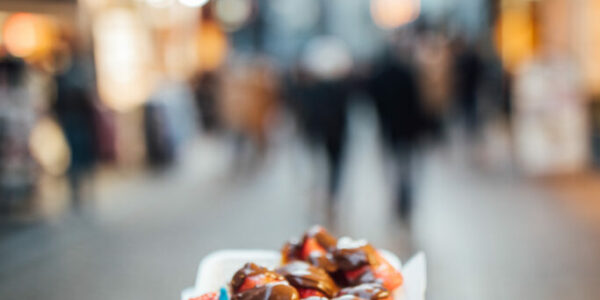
{"left": 372, "top": 251, "right": 403, "bottom": 291}
{"left": 344, "top": 264, "right": 370, "bottom": 283}
{"left": 238, "top": 274, "right": 284, "bottom": 292}
{"left": 301, "top": 237, "right": 327, "bottom": 260}
{"left": 190, "top": 292, "right": 219, "bottom": 300}
{"left": 298, "top": 288, "right": 326, "bottom": 299}
{"left": 343, "top": 252, "right": 403, "bottom": 291}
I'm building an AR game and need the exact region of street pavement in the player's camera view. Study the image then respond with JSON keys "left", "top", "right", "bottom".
{"left": 1, "top": 109, "right": 600, "bottom": 300}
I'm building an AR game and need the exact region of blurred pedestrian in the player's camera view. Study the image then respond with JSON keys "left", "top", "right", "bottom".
{"left": 293, "top": 71, "right": 350, "bottom": 200}
{"left": 415, "top": 31, "right": 453, "bottom": 140}
{"left": 192, "top": 72, "right": 221, "bottom": 133}
{"left": 52, "top": 46, "right": 97, "bottom": 208}
{"left": 143, "top": 102, "right": 174, "bottom": 167}
{"left": 218, "top": 57, "right": 280, "bottom": 168}
{"left": 452, "top": 38, "right": 483, "bottom": 138}
{"left": 288, "top": 37, "right": 353, "bottom": 207}
{"left": 0, "top": 57, "right": 37, "bottom": 211}
{"left": 366, "top": 47, "right": 424, "bottom": 219}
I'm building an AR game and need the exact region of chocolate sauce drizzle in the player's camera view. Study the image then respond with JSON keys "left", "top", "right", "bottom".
{"left": 276, "top": 261, "right": 339, "bottom": 297}
{"left": 337, "top": 283, "right": 390, "bottom": 300}
{"left": 232, "top": 283, "right": 300, "bottom": 300}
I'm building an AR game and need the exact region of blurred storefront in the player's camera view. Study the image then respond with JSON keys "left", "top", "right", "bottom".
{"left": 81, "top": 0, "right": 203, "bottom": 167}
{"left": 496, "top": 0, "right": 600, "bottom": 175}
{"left": 3, "top": 0, "right": 600, "bottom": 213}
{"left": 0, "top": 4, "right": 76, "bottom": 210}
{"left": 0, "top": 0, "right": 207, "bottom": 211}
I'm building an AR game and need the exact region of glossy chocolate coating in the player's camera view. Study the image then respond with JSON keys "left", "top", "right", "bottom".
{"left": 337, "top": 283, "right": 390, "bottom": 300}
{"left": 281, "top": 226, "right": 338, "bottom": 272}
{"left": 231, "top": 263, "right": 286, "bottom": 292}
{"left": 306, "top": 226, "right": 338, "bottom": 271}
{"left": 333, "top": 238, "right": 378, "bottom": 271}
{"left": 276, "top": 261, "right": 339, "bottom": 297}
{"left": 306, "top": 252, "right": 337, "bottom": 273}
{"left": 232, "top": 283, "right": 300, "bottom": 300}
{"left": 306, "top": 226, "right": 337, "bottom": 251}
{"left": 281, "top": 239, "right": 302, "bottom": 264}
{"left": 331, "top": 296, "right": 364, "bottom": 300}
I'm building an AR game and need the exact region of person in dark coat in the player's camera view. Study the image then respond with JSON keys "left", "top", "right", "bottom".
{"left": 52, "top": 54, "right": 97, "bottom": 207}
{"left": 366, "top": 55, "right": 424, "bottom": 219}
{"left": 453, "top": 41, "right": 483, "bottom": 137}
{"left": 288, "top": 68, "right": 350, "bottom": 202}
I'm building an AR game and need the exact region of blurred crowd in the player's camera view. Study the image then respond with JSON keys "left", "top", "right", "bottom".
{"left": 0, "top": 0, "right": 598, "bottom": 221}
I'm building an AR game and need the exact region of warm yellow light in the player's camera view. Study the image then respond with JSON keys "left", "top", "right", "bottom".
{"left": 2, "top": 13, "right": 57, "bottom": 60}
{"left": 29, "top": 117, "right": 71, "bottom": 176}
{"left": 495, "top": 8, "right": 535, "bottom": 72}
{"left": 196, "top": 21, "right": 228, "bottom": 72}
{"left": 371, "top": 0, "right": 420, "bottom": 30}
{"left": 93, "top": 8, "right": 156, "bottom": 112}
{"left": 573, "top": 0, "right": 600, "bottom": 95}
{"left": 3, "top": 13, "right": 39, "bottom": 58}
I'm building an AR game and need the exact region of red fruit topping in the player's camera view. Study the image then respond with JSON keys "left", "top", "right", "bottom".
{"left": 372, "top": 251, "right": 403, "bottom": 291}
{"left": 298, "top": 289, "right": 326, "bottom": 299}
{"left": 238, "top": 274, "right": 284, "bottom": 292}
{"left": 190, "top": 292, "right": 219, "bottom": 300}
{"left": 344, "top": 265, "right": 371, "bottom": 282}
{"left": 301, "top": 237, "right": 327, "bottom": 260}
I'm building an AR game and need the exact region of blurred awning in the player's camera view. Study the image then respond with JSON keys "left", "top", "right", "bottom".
{"left": 0, "top": 0, "right": 77, "bottom": 18}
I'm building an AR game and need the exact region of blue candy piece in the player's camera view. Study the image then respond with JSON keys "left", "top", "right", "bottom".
{"left": 219, "top": 286, "right": 229, "bottom": 300}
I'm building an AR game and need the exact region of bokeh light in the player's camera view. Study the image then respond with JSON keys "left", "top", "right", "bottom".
{"left": 29, "top": 117, "right": 71, "bottom": 176}
{"left": 2, "top": 13, "right": 55, "bottom": 59}
{"left": 495, "top": 7, "right": 536, "bottom": 73}
{"left": 371, "top": 0, "right": 420, "bottom": 30}
{"left": 2, "top": 13, "right": 57, "bottom": 62}
{"left": 215, "top": 0, "right": 252, "bottom": 32}
{"left": 3, "top": 13, "right": 38, "bottom": 58}
{"left": 93, "top": 8, "right": 156, "bottom": 112}
{"left": 179, "top": 0, "right": 210, "bottom": 8}
{"left": 196, "top": 20, "right": 228, "bottom": 72}
{"left": 301, "top": 36, "right": 353, "bottom": 80}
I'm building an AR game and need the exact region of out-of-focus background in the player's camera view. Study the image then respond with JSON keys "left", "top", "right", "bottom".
{"left": 1, "top": 0, "right": 600, "bottom": 299}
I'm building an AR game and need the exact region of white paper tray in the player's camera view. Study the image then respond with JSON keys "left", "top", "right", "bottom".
{"left": 182, "top": 249, "right": 426, "bottom": 300}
